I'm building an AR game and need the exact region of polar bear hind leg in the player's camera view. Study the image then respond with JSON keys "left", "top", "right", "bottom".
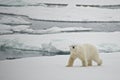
{"left": 93, "top": 56, "right": 102, "bottom": 66}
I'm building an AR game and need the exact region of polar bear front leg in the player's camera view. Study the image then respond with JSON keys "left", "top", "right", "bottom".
{"left": 82, "top": 59, "right": 88, "bottom": 67}
{"left": 88, "top": 60, "right": 92, "bottom": 66}
{"left": 66, "top": 55, "right": 76, "bottom": 67}
{"left": 78, "top": 53, "right": 88, "bottom": 67}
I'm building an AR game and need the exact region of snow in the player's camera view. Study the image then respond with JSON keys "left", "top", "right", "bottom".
{"left": 0, "top": 0, "right": 120, "bottom": 78}
{"left": 0, "top": 15, "right": 31, "bottom": 25}
{"left": 0, "top": 0, "right": 120, "bottom": 5}
{"left": 0, "top": 24, "right": 13, "bottom": 34}
{"left": 0, "top": 24, "right": 11, "bottom": 30}
{"left": 0, "top": 32, "right": 120, "bottom": 53}
{"left": 0, "top": 0, "right": 120, "bottom": 79}
{"left": 0, "top": 24, "right": 92, "bottom": 34}
{"left": 30, "top": 27, "right": 92, "bottom": 34}
{"left": 45, "top": 27, "right": 92, "bottom": 32}
{"left": 0, "top": 30, "right": 13, "bottom": 35}
{"left": 0, "top": 53, "right": 120, "bottom": 80}
{"left": 0, "top": 0, "right": 29, "bottom": 6}
{"left": 0, "top": 0, "right": 120, "bottom": 22}
{"left": 11, "top": 25, "right": 30, "bottom": 32}
{"left": 0, "top": 6, "right": 120, "bottom": 21}
{"left": 0, "top": 24, "right": 31, "bottom": 34}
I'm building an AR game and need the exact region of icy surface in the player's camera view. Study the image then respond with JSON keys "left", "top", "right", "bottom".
{"left": 0, "top": 15, "right": 31, "bottom": 25}
{"left": 0, "top": 6, "right": 120, "bottom": 21}
{"left": 45, "top": 27, "right": 92, "bottom": 32}
{"left": 0, "top": 0, "right": 29, "bottom": 6}
{"left": 0, "top": 24, "right": 31, "bottom": 34}
{"left": 0, "top": 0, "right": 120, "bottom": 5}
{"left": 0, "top": 0, "right": 120, "bottom": 22}
{"left": 0, "top": 53, "right": 120, "bottom": 80}
{"left": 0, "top": 24, "right": 13, "bottom": 34}
{"left": 0, "top": 24, "right": 11, "bottom": 30}
{"left": 11, "top": 25, "right": 30, "bottom": 32}
{"left": 0, "top": 32, "right": 120, "bottom": 53}
{"left": 0, "top": 25, "right": 92, "bottom": 34}
{"left": 0, "top": 30, "right": 13, "bottom": 35}
{"left": 30, "top": 27, "right": 92, "bottom": 34}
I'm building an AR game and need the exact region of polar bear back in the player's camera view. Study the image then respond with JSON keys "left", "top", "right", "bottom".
{"left": 75, "top": 44, "right": 99, "bottom": 60}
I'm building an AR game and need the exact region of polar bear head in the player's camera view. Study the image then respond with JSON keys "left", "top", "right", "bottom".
{"left": 69, "top": 45, "right": 77, "bottom": 52}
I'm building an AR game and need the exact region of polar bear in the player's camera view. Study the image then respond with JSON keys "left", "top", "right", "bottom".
{"left": 66, "top": 44, "right": 102, "bottom": 67}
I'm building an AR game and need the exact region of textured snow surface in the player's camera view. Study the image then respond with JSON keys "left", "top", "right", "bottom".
{"left": 0, "top": 53, "right": 120, "bottom": 80}
{"left": 0, "top": 6, "right": 120, "bottom": 21}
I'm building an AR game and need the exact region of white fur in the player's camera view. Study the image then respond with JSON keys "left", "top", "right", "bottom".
{"left": 66, "top": 44, "right": 102, "bottom": 67}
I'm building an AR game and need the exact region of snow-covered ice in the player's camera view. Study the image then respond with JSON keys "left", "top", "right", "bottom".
{"left": 0, "top": 24, "right": 31, "bottom": 34}
{"left": 0, "top": 0, "right": 120, "bottom": 5}
{"left": 0, "top": 0, "right": 120, "bottom": 79}
{"left": 0, "top": 24, "right": 13, "bottom": 34}
{"left": 0, "top": 24, "right": 92, "bottom": 34}
{"left": 0, "top": 53, "right": 120, "bottom": 80}
{"left": 0, "top": 0, "right": 120, "bottom": 22}
{"left": 11, "top": 25, "right": 31, "bottom": 32}
{"left": 0, "top": 0, "right": 30, "bottom": 6}
{"left": 0, "top": 15, "right": 31, "bottom": 25}
{"left": 0, "top": 24, "right": 11, "bottom": 30}
{"left": 45, "top": 27, "right": 92, "bottom": 32}
{"left": 0, "top": 32, "right": 120, "bottom": 53}
{"left": 29, "top": 27, "right": 92, "bottom": 34}
{"left": 0, "top": 30, "right": 13, "bottom": 35}
{"left": 0, "top": 6, "right": 120, "bottom": 21}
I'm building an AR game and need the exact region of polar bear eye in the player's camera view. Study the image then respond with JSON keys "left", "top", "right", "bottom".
{"left": 72, "top": 46, "right": 75, "bottom": 49}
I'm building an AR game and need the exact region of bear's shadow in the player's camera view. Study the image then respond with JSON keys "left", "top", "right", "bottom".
{"left": 73, "top": 65, "right": 100, "bottom": 68}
